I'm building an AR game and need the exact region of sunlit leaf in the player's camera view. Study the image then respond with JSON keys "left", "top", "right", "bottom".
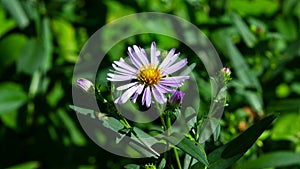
{"left": 0, "top": 6, "right": 16, "bottom": 38}
{"left": 271, "top": 113, "right": 300, "bottom": 142}
{"left": 51, "top": 18, "right": 78, "bottom": 63}
{"left": 6, "top": 161, "right": 39, "bottom": 169}
{"left": 228, "top": 0, "right": 278, "bottom": 16}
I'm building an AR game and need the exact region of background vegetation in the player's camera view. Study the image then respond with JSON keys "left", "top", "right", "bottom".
{"left": 0, "top": 0, "right": 300, "bottom": 168}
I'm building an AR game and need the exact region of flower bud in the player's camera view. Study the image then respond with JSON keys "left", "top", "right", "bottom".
{"left": 169, "top": 90, "right": 185, "bottom": 106}
{"left": 222, "top": 67, "right": 232, "bottom": 82}
{"left": 76, "top": 78, "right": 95, "bottom": 93}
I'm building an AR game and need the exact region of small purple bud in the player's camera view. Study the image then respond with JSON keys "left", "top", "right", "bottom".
{"left": 77, "top": 78, "right": 94, "bottom": 93}
{"left": 169, "top": 91, "right": 185, "bottom": 106}
{"left": 222, "top": 67, "right": 232, "bottom": 82}
{"left": 222, "top": 67, "right": 231, "bottom": 74}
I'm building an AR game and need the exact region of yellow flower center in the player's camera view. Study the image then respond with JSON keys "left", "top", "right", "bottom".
{"left": 137, "top": 67, "right": 161, "bottom": 86}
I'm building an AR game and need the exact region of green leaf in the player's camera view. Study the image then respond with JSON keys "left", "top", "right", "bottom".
{"left": 228, "top": 0, "right": 278, "bottom": 16}
{"left": 241, "top": 151, "right": 300, "bottom": 169}
{"left": 1, "top": 0, "right": 29, "bottom": 29}
{"left": 69, "top": 105, "right": 95, "bottom": 119}
{"left": 58, "top": 109, "right": 87, "bottom": 146}
{"left": 271, "top": 113, "right": 300, "bottom": 142}
{"left": 275, "top": 17, "right": 298, "bottom": 41}
{"left": 192, "top": 114, "right": 278, "bottom": 169}
{"left": 0, "top": 6, "right": 16, "bottom": 38}
{"left": 131, "top": 127, "right": 160, "bottom": 157}
{"left": 158, "top": 158, "right": 166, "bottom": 169}
{"left": 51, "top": 19, "right": 77, "bottom": 63}
{"left": 224, "top": 37, "right": 263, "bottom": 114}
{"left": 1, "top": 110, "right": 18, "bottom": 129}
{"left": 283, "top": 0, "right": 299, "bottom": 15}
{"left": 0, "top": 82, "right": 28, "bottom": 115}
{"left": 167, "top": 133, "right": 209, "bottom": 166}
{"left": 47, "top": 82, "right": 64, "bottom": 107}
{"left": 78, "top": 166, "right": 96, "bottom": 169}
{"left": 102, "top": 117, "right": 124, "bottom": 132}
{"left": 124, "top": 164, "right": 140, "bottom": 169}
{"left": 267, "top": 99, "right": 300, "bottom": 112}
{"left": 6, "top": 161, "right": 39, "bottom": 169}
{"left": 222, "top": 114, "right": 277, "bottom": 158}
{"left": 0, "top": 34, "right": 27, "bottom": 70}
{"left": 231, "top": 12, "right": 256, "bottom": 48}
{"left": 180, "top": 63, "right": 197, "bottom": 77}
{"left": 16, "top": 18, "right": 52, "bottom": 74}
{"left": 225, "top": 37, "right": 260, "bottom": 89}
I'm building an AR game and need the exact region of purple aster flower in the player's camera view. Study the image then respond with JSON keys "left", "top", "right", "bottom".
{"left": 77, "top": 78, "right": 95, "bottom": 93}
{"left": 107, "top": 42, "right": 189, "bottom": 107}
{"left": 169, "top": 90, "right": 185, "bottom": 106}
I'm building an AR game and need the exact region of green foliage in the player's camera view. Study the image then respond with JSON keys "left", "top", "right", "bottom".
{"left": 240, "top": 151, "right": 300, "bottom": 169}
{"left": 167, "top": 134, "right": 208, "bottom": 166}
{"left": 0, "top": 0, "right": 300, "bottom": 168}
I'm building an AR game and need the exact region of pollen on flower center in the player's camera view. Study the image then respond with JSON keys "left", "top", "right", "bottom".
{"left": 137, "top": 67, "right": 162, "bottom": 86}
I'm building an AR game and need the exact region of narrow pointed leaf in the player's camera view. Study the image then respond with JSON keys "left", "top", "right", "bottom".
{"left": 192, "top": 114, "right": 278, "bottom": 169}
{"left": 167, "top": 133, "right": 209, "bottom": 166}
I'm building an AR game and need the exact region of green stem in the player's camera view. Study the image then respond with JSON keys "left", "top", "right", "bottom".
{"left": 166, "top": 115, "right": 172, "bottom": 134}
{"left": 166, "top": 115, "right": 182, "bottom": 169}
{"left": 174, "top": 148, "right": 182, "bottom": 169}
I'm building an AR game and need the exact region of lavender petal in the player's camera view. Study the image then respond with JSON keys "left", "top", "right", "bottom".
{"left": 133, "top": 45, "right": 149, "bottom": 66}
{"left": 150, "top": 42, "right": 159, "bottom": 65}
{"left": 119, "top": 85, "right": 140, "bottom": 104}
{"left": 163, "top": 58, "right": 188, "bottom": 75}
{"left": 152, "top": 86, "right": 167, "bottom": 104}
{"left": 159, "top": 48, "right": 175, "bottom": 69}
{"left": 117, "top": 82, "right": 138, "bottom": 91}
{"left": 128, "top": 47, "right": 143, "bottom": 68}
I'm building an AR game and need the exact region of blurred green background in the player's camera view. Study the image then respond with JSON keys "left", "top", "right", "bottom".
{"left": 0, "top": 0, "right": 300, "bottom": 168}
